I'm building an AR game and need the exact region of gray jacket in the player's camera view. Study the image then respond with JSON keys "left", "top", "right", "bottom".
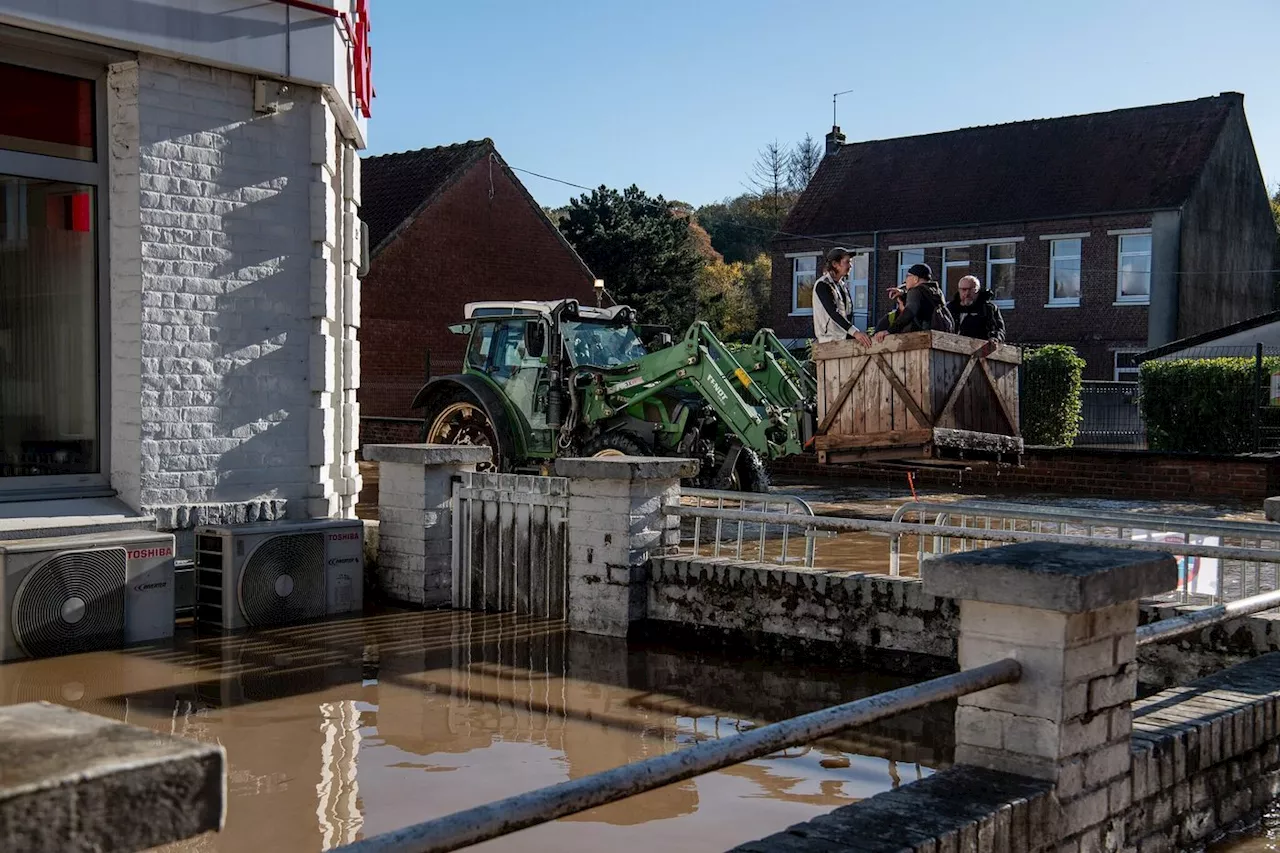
{"left": 811, "top": 273, "right": 855, "bottom": 343}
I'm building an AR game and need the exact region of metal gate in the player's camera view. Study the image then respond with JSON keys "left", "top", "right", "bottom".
{"left": 451, "top": 472, "right": 569, "bottom": 619}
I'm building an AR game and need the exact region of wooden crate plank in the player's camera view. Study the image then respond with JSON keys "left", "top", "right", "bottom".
{"left": 814, "top": 428, "right": 934, "bottom": 450}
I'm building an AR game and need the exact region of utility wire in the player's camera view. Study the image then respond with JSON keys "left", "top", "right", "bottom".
{"left": 506, "top": 163, "right": 1280, "bottom": 277}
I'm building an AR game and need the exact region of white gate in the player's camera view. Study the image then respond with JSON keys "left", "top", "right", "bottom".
{"left": 452, "top": 472, "right": 569, "bottom": 619}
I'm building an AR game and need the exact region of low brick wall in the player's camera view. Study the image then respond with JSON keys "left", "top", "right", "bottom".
{"left": 647, "top": 554, "right": 1280, "bottom": 695}
{"left": 733, "top": 765, "right": 1056, "bottom": 853}
{"left": 647, "top": 556, "right": 959, "bottom": 676}
{"left": 360, "top": 417, "right": 421, "bottom": 446}
{"left": 1128, "top": 652, "right": 1280, "bottom": 850}
{"left": 770, "top": 448, "right": 1280, "bottom": 504}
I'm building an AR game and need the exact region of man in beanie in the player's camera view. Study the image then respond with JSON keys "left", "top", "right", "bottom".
{"left": 874, "top": 262, "right": 954, "bottom": 341}
{"left": 812, "top": 247, "right": 872, "bottom": 345}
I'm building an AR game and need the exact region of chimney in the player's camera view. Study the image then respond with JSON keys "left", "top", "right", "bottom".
{"left": 825, "top": 125, "right": 846, "bottom": 157}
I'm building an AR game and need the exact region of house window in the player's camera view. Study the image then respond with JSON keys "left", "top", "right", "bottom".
{"left": 1116, "top": 233, "right": 1152, "bottom": 304}
{"left": 1049, "top": 238, "right": 1082, "bottom": 306}
{"left": 986, "top": 243, "right": 1016, "bottom": 307}
{"left": 1114, "top": 351, "right": 1142, "bottom": 382}
{"left": 791, "top": 254, "right": 818, "bottom": 314}
{"left": 898, "top": 249, "right": 924, "bottom": 287}
{"left": 849, "top": 252, "right": 869, "bottom": 327}
{"left": 942, "top": 246, "right": 970, "bottom": 300}
{"left": 0, "top": 58, "right": 104, "bottom": 488}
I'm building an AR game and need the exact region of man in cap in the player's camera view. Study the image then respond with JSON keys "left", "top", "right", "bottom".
{"left": 812, "top": 247, "right": 872, "bottom": 346}
{"left": 874, "top": 262, "right": 953, "bottom": 340}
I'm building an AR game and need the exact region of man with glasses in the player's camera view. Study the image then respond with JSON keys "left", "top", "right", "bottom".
{"left": 946, "top": 274, "right": 1006, "bottom": 343}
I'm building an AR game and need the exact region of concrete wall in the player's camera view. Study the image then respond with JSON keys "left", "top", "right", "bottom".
{"left": 0, "top": 0, "right": 368, "bottom": 144}
{"left": 107, "top": 53, "right": 360, "bottom": 537}
{"left": 357, "top": 158, "right": 596, "bottom": 421}
{"left": 1176, "top": 95, "right": 1277, "bottom": 339}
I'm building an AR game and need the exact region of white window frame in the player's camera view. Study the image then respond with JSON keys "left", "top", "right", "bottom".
{"left": 1113, "top": 350, "right": 1142, "bottom": 382}
{"left": 1114, "top": 230, "right": 1152, "bottom": 306}
{"left": 942, "top": 246, "right": 970, "bottom": 301}
{"left": 985, "top": 243, "right": 1016, "bottom": 309}
{"left": 0, "top": 39, "right": 115, "bottom": 499}
{"left": 848, "top": 251, "right": 870, "bottom": 328}
{"left": 1047, "top": 238, "right": 1082, "bottom": 308}
{"left": 897, "top": 248, "right": 925, "bottom": 287}
{"left": 788, "top": 252, "right": 819, "bottom": 316}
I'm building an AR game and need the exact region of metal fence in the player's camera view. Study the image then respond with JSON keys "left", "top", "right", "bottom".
{"left": 1077, "top": 381, "right": 1146, "bottom": 448}
{"left": 452, "top": 472, "right": 569, "bottom": 619}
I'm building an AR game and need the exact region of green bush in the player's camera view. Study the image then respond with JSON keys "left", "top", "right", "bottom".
{"left": 1021, "top": 345, "right": 1086, "bottom": 446}
{"left": 1138, "top": 357, "right": 1278, "bottom": 453}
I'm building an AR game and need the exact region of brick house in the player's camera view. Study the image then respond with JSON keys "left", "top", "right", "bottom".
{"left": 770, "top": 93, "right": 1277, "bottom": 379}
{"left": 358, "top": 139, "right": 596, "bottom": 443}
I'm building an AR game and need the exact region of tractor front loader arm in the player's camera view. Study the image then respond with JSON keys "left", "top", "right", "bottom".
{"left": 578, "top": 323, "right": 804, "bottom": 459}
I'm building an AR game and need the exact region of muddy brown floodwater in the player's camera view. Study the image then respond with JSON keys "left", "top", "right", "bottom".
{"left": 0, "top": 608, "right": 953, "bottom": 853}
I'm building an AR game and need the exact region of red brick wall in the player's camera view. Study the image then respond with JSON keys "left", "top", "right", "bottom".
{"left": 358, "top": 160, "right": 596, "bottom": 420}
{"left": 359, "top": 418, "right": 421, "bottom": 446}
{"left": 769, "top": 449, "right": 1277, "bottom": 504}
{"left": 770, "top": 214, "right": 1154, "bottom": 379}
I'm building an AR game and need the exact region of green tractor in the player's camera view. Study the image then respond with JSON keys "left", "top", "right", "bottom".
{"left": 411, "top": 299, "right": 817, "bottom": 492}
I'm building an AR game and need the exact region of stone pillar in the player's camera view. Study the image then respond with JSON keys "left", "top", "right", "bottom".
{"left": 0, "top": 701, "right": 225, "bottom": 852}
{"left": 922, "top": 542, "right": 1177, "bottom": 850}
{"left": 363, "top": 444, "right": 491, "bottom": 607}
{"left": 555, "top": 456, "right": 695, "bottom": 637}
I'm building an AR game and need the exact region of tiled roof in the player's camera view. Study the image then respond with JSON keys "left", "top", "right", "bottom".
{"left": 783, "top": 94, "right": 1240, "bottom": 239}
{"left": 361, "top": 139, "right": 492, "bottom": 255}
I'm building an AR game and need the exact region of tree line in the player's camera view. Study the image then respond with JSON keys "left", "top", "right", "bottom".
{"left": 547, "top": 135, "right": 824, "bottom": 337}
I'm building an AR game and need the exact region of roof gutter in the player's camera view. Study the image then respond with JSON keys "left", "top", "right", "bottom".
{"left": 782, "top": 205, "right": 1182, "bottom": 246}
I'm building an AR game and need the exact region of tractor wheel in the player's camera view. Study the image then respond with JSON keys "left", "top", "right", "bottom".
{"left": 420, "top": 386, "right": 504, "bottom": 472}
{"left": 582, "top": 431, "right": 652, "bottom": 458}
{"left": 732, "top": 447, "right": 771, "bottom": 494}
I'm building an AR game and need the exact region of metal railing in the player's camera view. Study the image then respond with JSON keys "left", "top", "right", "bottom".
{"left": 330, "top": 658, "right": 1022, "bottom": 853}
{"left": 681, "top": 487, "right": 831, "bottom": 568}
{"left": 671, "top": 503, "right": 1280, "bottom": 606}
{"left": 1138, "top": 587, "right": 1280, "bottom": 646}
{"left": 892, "top": 500, "right": 1280, "bottom": 603}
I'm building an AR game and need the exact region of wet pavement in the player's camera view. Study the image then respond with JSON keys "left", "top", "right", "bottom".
{"left": 0, "top": 608, "right": 950, "bottom": 852}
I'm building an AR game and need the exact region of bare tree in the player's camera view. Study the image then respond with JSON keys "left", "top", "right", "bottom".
{"left": 747, "top": 141, "right": 789, "bottom": 219}
{"left": 788, "top": 134, "right": 823, "bottom": 192}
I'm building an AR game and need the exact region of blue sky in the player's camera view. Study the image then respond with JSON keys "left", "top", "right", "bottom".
{"left": 365, "top": 0, "right": 1279, "bottom": 210}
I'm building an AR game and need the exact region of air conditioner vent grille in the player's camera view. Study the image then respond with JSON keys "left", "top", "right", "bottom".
{"left": 11, "top": 548, "right": 127, "bottom": 658}
{"left": 239, "top": 533, "right": 326, "bottom": 627}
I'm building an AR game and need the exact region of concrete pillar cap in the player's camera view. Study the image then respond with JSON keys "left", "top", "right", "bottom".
{"left": 555, "top": 456, "right": 697, "bottom": 481}
{"left": 363, "top": 443, "right": 491, "bottom": 466}
{"left": 921, "top": 541, "right": 1177, "bottom": 613}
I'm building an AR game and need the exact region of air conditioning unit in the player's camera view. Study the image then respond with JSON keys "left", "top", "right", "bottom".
{"left": 194, "top": 518, "right": 364, "bottom": 632}
{"left": 0, "top": 531, "right": 176, "bottom": 662}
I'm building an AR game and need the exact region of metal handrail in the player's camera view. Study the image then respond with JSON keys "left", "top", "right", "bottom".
{"left": 682, "top": 487, "right": 828, "bottom": 568}
{"left": 891, "top": 501, "right": 1280, "bottom": 600}
{"left": 330, "top": 658, "right": 1022, "bottom": 853}
{"left": 673, "top": 506, "right": 1280, "bottom": 564}
{"left": 892, "top": 500, "right": 1280, "bottom": 542}
{"left": 1138, "top": 588, "right": 1280, "bottom": 646}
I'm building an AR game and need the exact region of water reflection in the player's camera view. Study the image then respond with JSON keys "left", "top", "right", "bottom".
{"left": 0, "top": 609, "right": 949, "bottom": 852}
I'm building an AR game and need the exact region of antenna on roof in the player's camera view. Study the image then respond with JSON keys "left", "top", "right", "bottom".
{"left": 833, "top": 89, "right": 855, "bottom": 127}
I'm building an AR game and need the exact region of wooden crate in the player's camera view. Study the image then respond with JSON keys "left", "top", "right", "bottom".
{"left": 812, "top": 331, "right": 1023, "bottom": 465}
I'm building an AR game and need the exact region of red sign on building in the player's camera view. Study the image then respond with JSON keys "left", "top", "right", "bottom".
{"left": 352, "top": 0, "right": 372, "bottom": 119}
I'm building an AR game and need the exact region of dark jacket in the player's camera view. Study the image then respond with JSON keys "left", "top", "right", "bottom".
{"left": 887, "top": 283, "right": 952, "bottom": 334}
{"left": 946, "top": 289, "right": 1006, "bottom": 342}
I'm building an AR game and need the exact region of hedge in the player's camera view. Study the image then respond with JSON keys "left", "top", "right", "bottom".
{"left": 1138, "top": 357, "right": 1279, "bottom": 454}
{"left": 1021, "top": 345, "right": 1085, "bottom": 446}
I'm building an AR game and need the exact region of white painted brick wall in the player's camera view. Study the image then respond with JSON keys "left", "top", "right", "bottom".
{"left": 110, "top": 54, "right": 349, "bottom": 524}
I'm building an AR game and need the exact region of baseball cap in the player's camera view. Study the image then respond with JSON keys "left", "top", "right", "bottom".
{"left": 906, "top": 262, "right": 933, "bottom": 281}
